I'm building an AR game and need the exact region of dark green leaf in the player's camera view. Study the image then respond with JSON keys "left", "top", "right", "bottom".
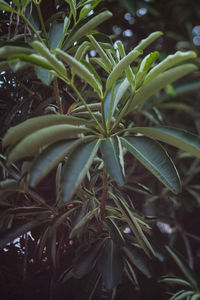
{"left": 100, "top": 137, "right": 125, "bottom": 186}
{"left": 49, "top": 21, "right": 64, "bottom": 49}
{"left": 123, "top": 245, "right": 152, "bottom": 278}
{"left": 120, "top": 136, "right": 181, "bottom": 194}
{"left": 98, "top": 239, "right": 124, "bottom": 290}
{"left": 61, "top": 139, "right": 100, "bottom": 203}
{"left": 131, "top": 126, "right": 200, "bottom": 159}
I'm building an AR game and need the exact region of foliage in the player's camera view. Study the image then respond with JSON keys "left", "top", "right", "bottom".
{"left": 0, "top": 0, "right": 200, "bottom": 299}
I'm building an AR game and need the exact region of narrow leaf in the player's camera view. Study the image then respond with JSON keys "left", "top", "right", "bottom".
{"left": 3, "top": 114, "right": 93, "bottom": 147}
{"left": 100, "top": 137, "right": 125, "bottom": 186}
{"left": 134, "top": 31, "right": 163, "bottom": 51}
{"left": 61, "top": 139, "right": 100, "bottom": 203}
{"left": 120, "top": 136, "right": 181, "bottom": 194}
{"left": 106, "top": 49, "right": 141, "bottom": 91}
{"left": 123, "top": 245, "right": 152, "bottom": 278}
{"left": 55, "top": 48, "right": 102, "bottom": 96}
{"left": 0, "top": 45, "right": 33, "bottom": 59}
{"left": 128, "top": 64, "right": 198, "bottom": 111}
{"left": 7, "top": 125, "right": 91, "bottom": 163}
{"left": 97, "top": 239, "right": 124, "bottom": 290}
{"left": 0, "top": 0, "right": 17, "bottom": 12}
{"left": 131, "top": 126, "right": 200, "bottom": 159}
{"left": 34, "top": 66, "right": 54, "bottom": 85}
{"left": 144, "top": 50, "right": 197, "bottom": 85}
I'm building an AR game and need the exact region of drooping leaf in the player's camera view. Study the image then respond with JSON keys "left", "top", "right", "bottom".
{"left": 97, "top": 238, "right": 124, "bottom": 290}
{"left": 29, "top": 138, "right": 94, "bottom": 187}
{"left": 159, "top": 277, "right": 192, "bottom": 288}
{"left": 61, "top": 139, "right": 100, "bottom": 203}
{"left": 123, "top": 245, "right": 152, "bottom": 278}
{"left": 7, "top": 125, "right": 91, "bottom": 163}
{"left": 128, "top": 64, "right": 198, "bottom": 111}
{"left": 100, "top": 137, "right": 125, "bottom": 186}
{"left": 55, "top": 48, "right": 103, "bottom": 96}
{"left": 73, "top": 240, "right": 104, "bottom": 279}
{"left": 63, "top": 10, "right": 113, "bottom": 49}
{"left": 30, "top": 41, "right": 67, "bottom": 77}
{"left": 0, "top": 45, "right": 33, "bottom": 60}
{"left": 130, "top": 126, "right": 200, "bottom": 159}
{"left": 120, "top": 136, "right": 181, "bottom": 194}
{"left": 3, "top": 114, "right": 94, "bottom": 147}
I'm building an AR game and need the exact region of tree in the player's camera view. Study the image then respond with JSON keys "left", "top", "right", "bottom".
{"left": 0, "top": 1, "right": 200, "bottom": 299}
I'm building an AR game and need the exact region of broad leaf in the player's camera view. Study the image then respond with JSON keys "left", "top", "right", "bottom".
{"left": 3, "top": 114, "right": 94, "bottom": 147}
{"left": 73, "top": 240, "right": 104, "bottom": 279}
{"left": 61, "top": 139, "right": 100, "bottom": 203}
{"left": 128, "top": 64, "right": 198, "bottom": 111}
{"left": 120, "top": 136, "right": 181, "bottom": 194}
{"left": 49, "top": 21, "right": 64, "bottom": 49}
{"left": 100, "top": 137, "right": 125, "bottom": 186}
{"left": 29, "top": 138, "right": 94, "bottom": 187}
{"left": 131, "top": 126, "right": 200, "bottom": 159}
{"left": 7, "top": 125, "right": 91, "bottom": 163}
{"left": 34, "top": 66, "right": 54, "bottom": 85}
{"left": 97, "top": 238, "right": 124, "bottom": 290}
{"left": 123, "top": 245, "right": 152, "bottom": 278}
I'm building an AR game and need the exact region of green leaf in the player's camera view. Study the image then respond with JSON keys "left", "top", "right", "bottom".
{"left": 136, "top": 51, "right": 159, "bottom": 86}
{"left": 29, "top": 138, "right": 94, "bottom": 187}
{"left": 106, "top": 49, "right": 141, "bottom": 91}
{"left": 159, "top": 277, "right": 192, "bottom": 288}
{"left": 100, "top": 137, "right": 125, "bottom": 186}
{"left": 123, "top": 245, "right": 152, "bottom": 278}
{"left": 65, "top": 0, "right": 76, "bottom": 21}
{"left": 30, "top": 41, "right": 67, "bottom": 77}
{"left": 63, "top": 10, "right": 112, "bottom": 49}
{"left": 97, "top": 239, "right": 124, "bottom": 290}
{"left": 134, "top": 31, "right": 163, "bottom": 51}
{"left": 55, "top": 48, "right": 103, "bottom": 96}
{"left": 0, "top": 45, "right": 33, "bottom": 60}
{"left": 0, "top": 0, "right": 17, "bottom": 12}
{"left": 106, "top": 217, "right": 125, "bottom": 246}
{"left": 131, "top": 126, "right": 200, "bottom": 159}
{"left": 128, "top": 64, "right": 198, "bottom": 111}
{"left": 73, "top": 240, "right": 104, "bottom": 279}
{"left": 120, "top": 136, "right": 181, "bottom": 194}
{"left": 79, "top": 0, "right": 102, "bottom": 20}
{"left": 7, "top": 125, "right": 91, "bottom": 163}
{"left": 88, "top": 34, "right": 113, "bottom": 72}
{"left": 61, "top": 139, "right": 100, "bottom": 203}
{"left": 144, "top": 51, "right": 197, "bottom": 85}
{"left": 166, "top": 246, "right": 198, "bottom": 288}
{"left": 49, "top": 21, "right": 64, "bottom": 49}
{"left": 171, "top": 291, "right": 194, "bottom": 300}
{"left": 34, "top": 66, "right": 54, "bottom": 85}
{"left": 81, "top": 59, "right": 102, "bottom": 92}
{"left": 74, "top": 41, "right": 90, "bottom": 61}
{"left": 116, "top": 40, "right": 134, "bottom": 84}
{"left": 104, "top": 78, "right": 130, "bottom": 122}
{"left": 3, "top": 114, "right": 93, "bottom": 147}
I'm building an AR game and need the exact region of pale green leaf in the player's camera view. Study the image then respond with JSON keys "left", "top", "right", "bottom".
{"left": 128, "top": 64, "right": 198, "bottom": 111}
{"left": 55, "top": 48, "right": 102, "bottom": 96}
{"left": 3, "top": 114, "right": 94, "bottom": 147}
{"left": 7, "top": 125, "right": 91, "bottom": 163}
{"left": 134, "top": 31, "right": 163, "bottom": 51}
{"left": 144, "top": 50, "right": 197, "bottom": 85}
{"left": 65, "top": 0, "right": 76, "bottom": 21}
{"left": 136, "top": 51, "right": 159, "bottom": 86}
{"left": 131, "top": 126, "right": 200, "bottom": 159}
{"left": 0, "top": 46, "right": 33, "bottom": 60}
{"left": 61, "top": 139, "right": 100, "bottom": 203}
{"left": 49, "top": 21, "right": 64, "bottom": 49}
{"left": 120, "top": 136, "right": 181, "bottom": 194}
{"left": 34, "top": 66, "right": 54, "bottom": 85}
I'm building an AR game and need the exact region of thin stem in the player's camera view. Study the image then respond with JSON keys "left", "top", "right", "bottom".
{"left": 34, "top": 3, "right": 49, "bottom": 42}
{"left": 23, "top": 232, "right": 28, "bottom": 281}
{"left": 177, "top": 225, "right": 194, "bottom": 270}
{"left": 98, "top": 168, "right": 108, "bottom": 233}
{"left": 71, "top": 83, "right": 105, "bottom": 134}
{"left": 53, "top": 78, "right": 63, "bottom": 114}
{"left": 21, "top": 13, "right": 44, "bottom": 44}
